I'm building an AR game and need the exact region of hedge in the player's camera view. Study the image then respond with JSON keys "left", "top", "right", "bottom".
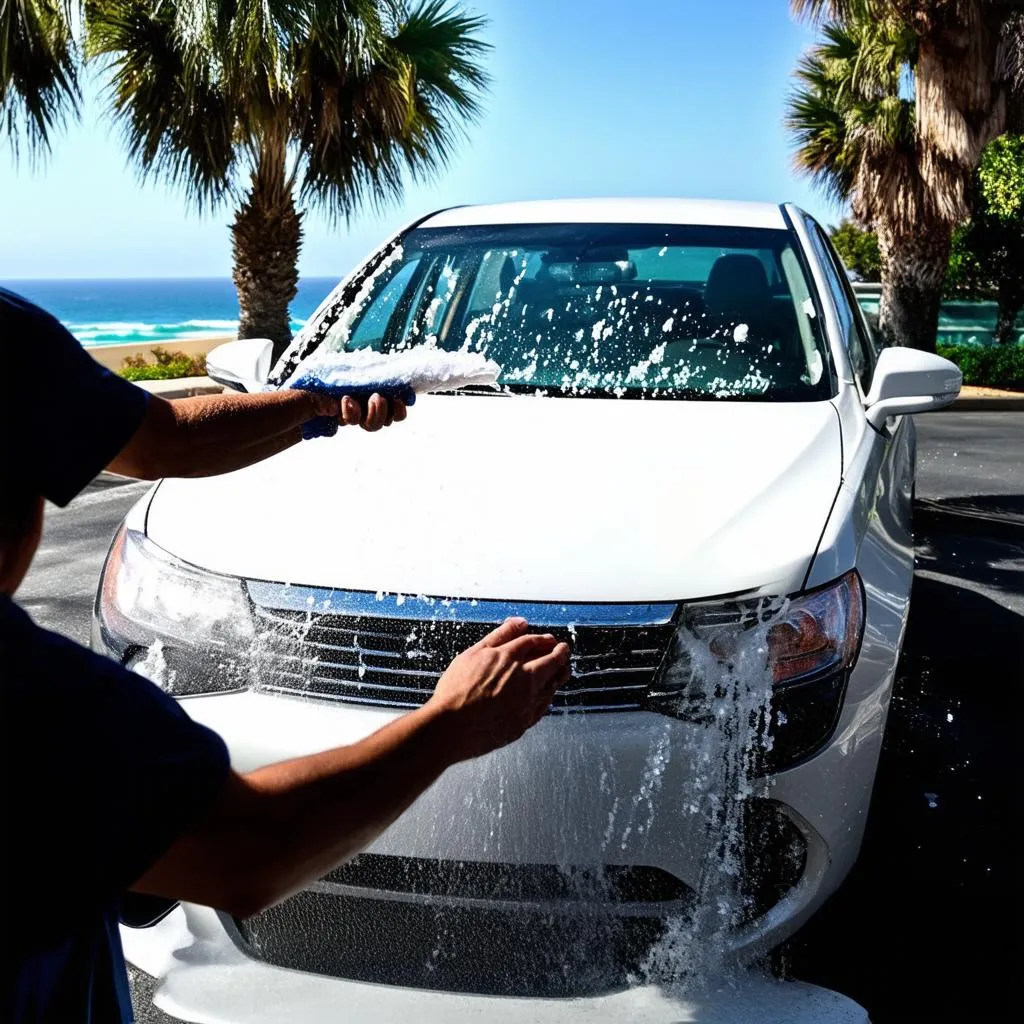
{"left": 936, "top": 343, "right": 1024, "bottom": 391}
{"left": 119, "top": 347, "right": 207, "bottom": 382}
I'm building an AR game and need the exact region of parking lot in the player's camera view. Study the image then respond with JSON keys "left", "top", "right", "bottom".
{"left": 16, "top": 411, "right": 1023, "bottom": 1023}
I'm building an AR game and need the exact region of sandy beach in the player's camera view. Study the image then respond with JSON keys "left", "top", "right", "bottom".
{"left": 85, "top": 334, "right": 234, "bottom": 372}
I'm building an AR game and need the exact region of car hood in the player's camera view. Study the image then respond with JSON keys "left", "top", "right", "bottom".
{"left": 146, "top": 394, "right": 841, "bottom": 602}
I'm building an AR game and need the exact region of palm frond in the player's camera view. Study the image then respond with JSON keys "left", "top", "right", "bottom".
{"left": 786, "top": 53, "right": 858, "bottom": 204}
{"left": 1, "top": 0, "right": 80, "bottom": 159}
{"left": 295, "top": 0, "right": 489, "bottom": 220}
{"left": 389, "top": 0, "right": 490, "bottom": 110}
{"left": 785, "top": 11, "right": 928, "bottom": 231}
{"left": 85, "top": 0, "right": 489, "bottom": 224}
{"left": 86, "top": 0, "right": 236, "bottom": 210}
{"left": 791, "top": 0, "right": 877, "bottom": 25}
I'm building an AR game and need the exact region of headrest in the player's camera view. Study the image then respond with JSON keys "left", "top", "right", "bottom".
{"left": 704, "top": 254, "right": 771, "bottom": 320}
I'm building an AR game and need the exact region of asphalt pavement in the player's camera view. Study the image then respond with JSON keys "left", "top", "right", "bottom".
{"left": 15, "top": 411, "right": 1024, "bottom": 1023}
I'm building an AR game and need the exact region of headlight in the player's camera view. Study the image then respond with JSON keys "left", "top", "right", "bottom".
{"left": 95, "top": 526, "right": 255, "bottom": 695}
{"left": 646, "top": 571, "right": 864, "bottom": 772}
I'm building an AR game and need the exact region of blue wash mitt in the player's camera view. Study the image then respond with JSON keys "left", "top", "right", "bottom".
{"left": 288, "top": 347, "right": 501, "bottom": 439}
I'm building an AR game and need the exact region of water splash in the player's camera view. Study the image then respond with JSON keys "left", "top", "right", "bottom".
{"left": 637, "top": 607, "right": 779, "bottom": 988}
{"left": 131, "top": 639, "right": 176, "bottom": 691}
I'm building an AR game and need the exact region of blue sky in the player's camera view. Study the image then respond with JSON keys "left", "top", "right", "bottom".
{"left": 0, "top": 0, "right": 838, "bottom": 281}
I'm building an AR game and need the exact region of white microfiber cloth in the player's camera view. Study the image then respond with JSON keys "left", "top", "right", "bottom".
{"left": 288, "top": 347, "right": 501, "bottom": 438}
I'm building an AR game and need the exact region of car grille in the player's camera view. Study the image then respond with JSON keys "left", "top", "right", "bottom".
{"left": 320, "top": 854, "right": 692, "bottom": 906}
{"left": 231, "top": 804, "right": 806, "bottom": 994}
{"left": 246, "top": 583, "right": 678, "bottom": 712}
{"left": 233, "top": 857, "right": 693, "bottom": 996}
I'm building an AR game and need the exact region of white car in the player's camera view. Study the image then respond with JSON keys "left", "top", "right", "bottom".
{"left": 94, "top": 198, "right": 959, "bottom": 1021}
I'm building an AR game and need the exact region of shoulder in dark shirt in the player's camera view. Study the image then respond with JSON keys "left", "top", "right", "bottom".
{"left": 0, "top": 287, "right": 150, "bottom": 507}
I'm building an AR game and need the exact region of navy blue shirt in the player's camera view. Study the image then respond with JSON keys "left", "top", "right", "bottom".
{"left": 0, "top": 286, "right": 150, "bottom": 507}
{"left": 1, "top": 291, "right": 231, "bottom": 1021}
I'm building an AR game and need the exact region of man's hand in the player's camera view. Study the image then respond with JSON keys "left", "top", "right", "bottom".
{"left": 427, "top": 618, "right": 571, "bottom": 762}
{"left": 309, "top": 392, "right": 409, "bottom": 432}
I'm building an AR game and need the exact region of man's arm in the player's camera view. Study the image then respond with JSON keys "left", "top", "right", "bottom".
{"left": 109, "top": 390, "right": 404, "bottom": 480}
{"left": 130, "top": 620, "right": 570, "bottom": 917}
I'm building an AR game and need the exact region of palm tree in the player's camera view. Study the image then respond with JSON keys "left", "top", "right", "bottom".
{"left": 86, "top": 0, "right": 489, "bottom": 358}
{"left": 794, "top": 1, "right": 1023, "bottom": 216}
{"left": 789, "top": 1, "right": 1022, "bottom": 348}
{"left": 1, "top": 0, "right": 79, "bottom": 158}
{"left": 787, "top": 11, "right": 955, "bottom": 349}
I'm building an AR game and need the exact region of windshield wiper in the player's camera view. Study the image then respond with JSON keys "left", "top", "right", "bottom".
{"left": 445, "top": 384, "right": 510, "bottom": 396}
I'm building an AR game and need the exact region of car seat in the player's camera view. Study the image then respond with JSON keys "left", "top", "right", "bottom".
{"left": 704, "top": 254, "right": 776, "bottom": 336}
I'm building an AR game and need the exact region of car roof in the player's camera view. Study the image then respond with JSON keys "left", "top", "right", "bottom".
{"left": 419, "top": 197, "right": 788, "bottom": 230}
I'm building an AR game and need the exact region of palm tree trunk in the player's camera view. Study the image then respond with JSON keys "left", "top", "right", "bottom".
{"left": 232, "top": 145, "right": 304, "bottom": 363}
{"left": 875, "top": 220, "right": 952, "bottom": 353}
{"left": 912, "top": 5, "right": 1009, "bottom": 226}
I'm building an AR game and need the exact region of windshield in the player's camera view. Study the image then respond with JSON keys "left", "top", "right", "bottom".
{"left": 302, "top": 223, "right": 831, "bottom": 400}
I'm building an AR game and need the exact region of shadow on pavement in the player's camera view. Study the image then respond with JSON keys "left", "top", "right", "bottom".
{"left": 915, "top": 493, "right": 1024, "bottom": 541}
{"left": 915, "top": 530, "right": 1024, "bottom": 614}
{"left": 777, "top": 529, "right": 1023, "bottom": 1021}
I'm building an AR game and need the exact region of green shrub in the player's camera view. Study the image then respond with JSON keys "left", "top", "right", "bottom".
{"left": 119, "top": 347, "right": 207, "bottom": 381}
{"left": 937, "top": 343, "right": 1024, "bottom": 390}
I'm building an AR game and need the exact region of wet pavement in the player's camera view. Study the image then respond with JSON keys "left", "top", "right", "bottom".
{"left": 16, "top": 411, "right": 1023, "bottom": 1022}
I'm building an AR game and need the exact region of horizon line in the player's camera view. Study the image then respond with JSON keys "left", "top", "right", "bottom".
{"left": 2, "top": 274, "right": 342, "bottom": 282}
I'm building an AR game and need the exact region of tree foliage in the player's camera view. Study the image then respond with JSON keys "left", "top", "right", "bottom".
{"left": 85, "top": 0, "right": 490, "bottom": 220}
{"left": 830, "top": 219, "right": 882, "bottom": 280}
{"left": 0, "top": 0, "right": 79, "bottom": 159}
{"left": 947, "top": 134, "right": 1024, "bottom": 342}
{"left": 977, "top": 131, "right": 1024, "bottom": 220}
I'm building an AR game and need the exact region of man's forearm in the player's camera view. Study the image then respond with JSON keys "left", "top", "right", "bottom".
{"left": 109, "top": 390, "right": 320, "bottom": 480}
{"left": 131, "top": 702, "right": 461, "bottom": 916}
{"left": 130, "top": 621, "right": 565, "bottom": 918}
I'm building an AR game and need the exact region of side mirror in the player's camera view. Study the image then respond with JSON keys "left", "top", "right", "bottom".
{"left": 863, "top": 347, "right": 961, "bottom": 429}
{"left": 206, "top": 338, "right": 274, "bottom": 393}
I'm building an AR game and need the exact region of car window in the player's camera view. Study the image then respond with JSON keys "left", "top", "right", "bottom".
{"left": 308, "top": 223, "right": 833, "bottom": 402}
{"left": 805, "top": 218, "right": 875, "bottom": 393}
{"left": 817, "top": 224, "right": 883, "bottom": 365}
{"left": 344, "top": 259, "right": 423, "bottom": 350}
{"left": 629, "top": 246, "right": 780, "bottom": 287}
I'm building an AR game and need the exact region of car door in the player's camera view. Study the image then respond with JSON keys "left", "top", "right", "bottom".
{"left": 800, "top": 216, "right": 916, "bottom": 592}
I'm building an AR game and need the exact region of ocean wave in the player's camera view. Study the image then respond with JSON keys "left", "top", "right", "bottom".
{"left": 180, "top": 319, "right": 240, "bottom": 330}
{"left": 68, "top": 316, "right": 307, "bottom": 346}
{"left": 67, "top": 321, "right": 157, "bottom": 333}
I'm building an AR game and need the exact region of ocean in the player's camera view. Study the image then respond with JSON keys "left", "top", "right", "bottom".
{"left": 1, "top": 277, "right": 340, "bottom": 347}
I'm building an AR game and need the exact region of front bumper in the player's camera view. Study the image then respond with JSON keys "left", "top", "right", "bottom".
{"left": 122, "top": 904, "right": 869, "bottom": 1024}
{"left": 169, "top": 661, "right": 890, "bottom": 967}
